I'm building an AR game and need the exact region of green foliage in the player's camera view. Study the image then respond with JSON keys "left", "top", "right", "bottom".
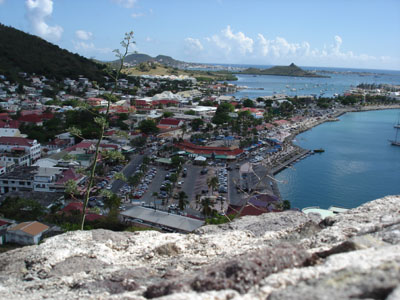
{"left": 130, "top": 136, "right": 147, "bottom": 148}
{"left": 102, "top": 193, "right": 121, "bottom": 211}
{"left": 171, "top": 155, "right": 185, "bottom": 168}
{"left": 177, "top": 191, "right": 189, "bottom": 211}
{"left": 205, "top": 214, "right": 236, "bottom": 225}
{"left": 138, "top": 119, "right": 159, "bottom": 135}
{"left": 162, "top": 111, "right": 174, "bottom": 118}
{"left": 190, "top": 118, "right": 204, "bottom": 131}
{"left": 0, "top": 23, "right": 108, "bottom": 83}
{"left": 283, "top": 200, "right": 291, "bottom": 210}
{"left": 0, "top": 197, "right": 45, "bottom": 222}
{"left": 212, "top": 102, "right": 234, "bottom": 125}
{"left": 239, "top": 64, "right": 328, "bottom": 78}
{"left": 243, "top": 98, "right": 255, "bottom": 108}
{"left": 184, "top": 110, "right": 196, "bottom": 115}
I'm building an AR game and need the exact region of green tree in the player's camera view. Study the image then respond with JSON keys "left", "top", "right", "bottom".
{"left": 190, "top": 118, "right": 204, "bottom": 131}
{"left": 200, "top": 197, "right": 214, "bottom": 217}
{"left": 177, "top": 191, "right": 189, "bottom": 211}
{"left": 212, "top": 102, "right": 234, "bottom": 125}
{"left": 162, "top": 111, "right": 174, "bottom": 118}
{"left": 282, "top": 200, "right": 291, "bottom": 210}
{"left": 139, "top": 119, "right": 159, "bottom": 135}
{"left": 207, "top": 176, "right": 219, "bottom": 195}
{"left": 64, "top": 179, "right": 79, "bottom": 201}
{"left": 102, "top": 192, "right": 121, "bottom": 211}
{"left": 243, "top": 98, "right": 255, "bottom": 108}
{"left": 0, "top": 197, "right": 45, "bottom": 222}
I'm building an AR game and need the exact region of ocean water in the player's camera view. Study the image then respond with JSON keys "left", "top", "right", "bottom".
{"left": 275, "top": 109, "right": 400, "bottom": 209}
{"left": 225, "top": 65, "right": 400, "bottom": 98}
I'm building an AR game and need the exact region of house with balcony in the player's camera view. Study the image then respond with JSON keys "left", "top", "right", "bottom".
{"left": 0, "top": 137, "right": 41, "bottom": 163}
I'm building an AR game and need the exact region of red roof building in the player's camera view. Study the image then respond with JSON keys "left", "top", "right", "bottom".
{"left": 159, "top": 118, "right": 183, "bottom": 128}
{"left": 175, "top": 141, "right": 243, "bottom": 159}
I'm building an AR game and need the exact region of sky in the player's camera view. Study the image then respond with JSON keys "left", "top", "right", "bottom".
{"left": 0, "top": 0, "right": 400, "bottom": 70}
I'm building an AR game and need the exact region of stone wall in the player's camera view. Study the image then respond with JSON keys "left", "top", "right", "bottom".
{"left": 0, "top": 195, "right": 399, "bottom": 299}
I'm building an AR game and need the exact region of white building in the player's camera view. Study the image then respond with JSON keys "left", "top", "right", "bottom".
{"left": 0, "top": 137, "right": 41, "bottom": 163}
{"left": 6, "top": 221, "right": 49, "bottom": 245}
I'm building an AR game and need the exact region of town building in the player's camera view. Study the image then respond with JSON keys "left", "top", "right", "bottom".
{"left": 6, "top": 221, "right": 49, "bottom": 245}
{"left": 0, "top": 137, "right": 41, "bottom": 164}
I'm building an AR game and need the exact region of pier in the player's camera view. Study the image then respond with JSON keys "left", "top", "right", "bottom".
{"left": 271, "top": 148, "right": 311, "bottom": 175}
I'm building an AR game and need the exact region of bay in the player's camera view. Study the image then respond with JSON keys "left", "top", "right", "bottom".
{"left": 225, "top": 66, "right": 400, "bottom": 98}
{"left": 275, "top": 109, "right": 400, "bottom": 209}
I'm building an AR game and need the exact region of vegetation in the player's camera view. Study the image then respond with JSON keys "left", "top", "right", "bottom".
{"left": 138, "top": 119, "right": 159, "bottom": 135}
{"left": 0, "top": 23, "right": 108, "bottom": 83}
{"left": 69, "top": 31, "right": 135, "bottom": 230}
{"left": 123, "top": 63, "right": 237, "bottom": 82}
{"left": 238, "top": 63, "right": 329, "bottom": 78}
{"left": 0, "top": 196, "right": 45, "bottom": 222}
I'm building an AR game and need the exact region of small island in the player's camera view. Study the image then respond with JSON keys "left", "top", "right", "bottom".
{"left": 237, "top": 63, "right": 330, "bottom": 78}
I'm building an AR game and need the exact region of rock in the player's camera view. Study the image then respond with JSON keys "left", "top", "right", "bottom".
{"left": 0, "top": 195, "right": 398, "bottom": 300}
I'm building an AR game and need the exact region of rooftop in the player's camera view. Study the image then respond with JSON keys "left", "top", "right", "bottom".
{"left": 121, "top": 206, "right": 204, "bottom": 232}
{"left": 8, "top": 221, "right": 49, "bottom": 236}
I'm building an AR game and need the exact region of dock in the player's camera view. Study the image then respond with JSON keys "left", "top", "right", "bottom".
{"left": 271, "top": 148, "right": 311, "bottom": 175}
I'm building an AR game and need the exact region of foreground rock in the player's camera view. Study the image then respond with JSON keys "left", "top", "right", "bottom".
{"left": 0, "top": 195, "right": 399, "bottom": 299}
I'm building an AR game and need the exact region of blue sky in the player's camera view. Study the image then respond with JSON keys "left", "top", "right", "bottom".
{"left": 1, "top": 0, "right": 400, "bottom": 70}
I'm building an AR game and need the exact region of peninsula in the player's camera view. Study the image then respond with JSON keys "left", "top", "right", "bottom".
{"left": 237, "top": 63, "right": 330, "bottom": 78}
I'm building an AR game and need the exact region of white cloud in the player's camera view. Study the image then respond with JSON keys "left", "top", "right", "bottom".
{"left": 145, "top": 37, "right": 153, "bottom": 42}
{"left": 25, "top": 0, "right": 63, "bottom": 41}
{"left": 112, "top": 0, "right": 136, "bottom": 8}
{"left": 75, "top": 30, "right": 93, "bottom": 41}
{"left": 0, "top": 0, "right": 5, "bottom": 5}
{"left": 210, "top": 25, "right": 253, "bottom": 55}
{"left": 185, "top": 38, "right": 204, "bottom": 51}
{"left": 131, "top": 12, "right": 144, "bottom": 18}
{"left": 73, "top": 40, "right": 111, "bottom": 55}
{"left": 185, "top": 26, "right": 399, "bottom": 69}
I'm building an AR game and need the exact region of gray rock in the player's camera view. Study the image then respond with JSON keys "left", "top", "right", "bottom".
{"left": 0, "top": 195, "right": 398, "bottom": 300}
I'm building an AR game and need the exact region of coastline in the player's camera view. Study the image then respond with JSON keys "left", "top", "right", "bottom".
{"left": 271, "top": 104, "right": 400, "bottom": 176}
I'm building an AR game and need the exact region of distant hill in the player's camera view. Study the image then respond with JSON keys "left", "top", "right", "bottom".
{"left": 238, "top": 63, "right": 329, "bottom": 78}
{"left": 114, "top": 53, "right": 186, "bottom": 67}
{"left": 0, "top": 23, "right": 108, "bottom": 83}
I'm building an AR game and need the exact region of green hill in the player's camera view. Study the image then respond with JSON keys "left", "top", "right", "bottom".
{"left": 113, "top": 53, "right": 185, "bottom": 67}
{"left": 239, "top": 63, "right": 329, "bottom": 78}
{"left": 0, "top": 23, "right": 108, "bottom": 83}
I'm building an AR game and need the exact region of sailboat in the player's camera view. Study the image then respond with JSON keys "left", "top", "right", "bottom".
{"left": 390, "top": 113, "right": 400, "bottom": 146}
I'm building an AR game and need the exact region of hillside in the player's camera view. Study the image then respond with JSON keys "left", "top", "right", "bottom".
{"left": 114, "top": 53, "right": 185, "bottom": 68}
{"left": 239, "top": 63, "right": 329, "bottom": 78}
{"left": 123, "top": 63, "right": 237, "bottom": 81}
{"left": 0, "top": 24, "right": 108, "bottom": 83}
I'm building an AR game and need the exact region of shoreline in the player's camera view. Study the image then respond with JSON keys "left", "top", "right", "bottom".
{"left": 271, "top": 104, "right": 400, "bottom": 177}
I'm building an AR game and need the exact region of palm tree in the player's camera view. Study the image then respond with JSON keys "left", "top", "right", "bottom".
{"left": 200, "top": 197, "right": 214, "bottom": 217}
{"left": 207, "top": 176, "right": 219, "bottom": 195}
{"left": 181, "top": 123, "right": 187, "bottom": 140}
{"left": 178, "top": 191, "right": 189, "bottom": 211}
{"left": 152, "top": 192, "right": 158, "bottom": 210}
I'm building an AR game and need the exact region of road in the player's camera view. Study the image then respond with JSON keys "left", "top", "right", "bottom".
{"left": 111, "top": 153, "right": 144, "bottom": 194}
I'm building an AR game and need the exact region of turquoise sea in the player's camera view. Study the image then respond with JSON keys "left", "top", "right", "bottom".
{"left": 275, "top": 109, "right": 400, "bottom": 209}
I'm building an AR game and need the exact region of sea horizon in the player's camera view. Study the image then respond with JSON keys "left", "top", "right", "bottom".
{"left": 191, "top": 62, "right": 400, "bottom": 74}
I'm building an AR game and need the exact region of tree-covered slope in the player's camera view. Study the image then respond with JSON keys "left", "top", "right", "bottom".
{"left": 0, "top": 23, "right": 108, "bottom": 82}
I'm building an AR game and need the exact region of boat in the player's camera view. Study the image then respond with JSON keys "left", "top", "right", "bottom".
{"left": 313, "top": 148, "right": 325, "bottom": 153}
{"left": 390, "top": 113, "right": 400, "bottom": 146}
